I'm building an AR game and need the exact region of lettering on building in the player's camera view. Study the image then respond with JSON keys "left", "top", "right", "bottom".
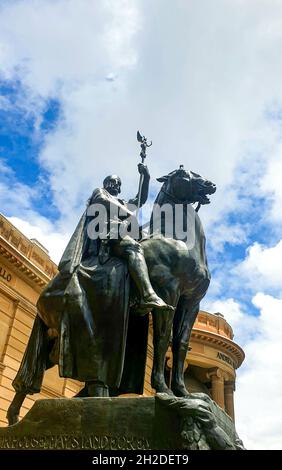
{"left": 217, "top": 352, "right": 234, "bottom": 368}
{"left": 0, "top": 266, "right": 12, "bottom": 283}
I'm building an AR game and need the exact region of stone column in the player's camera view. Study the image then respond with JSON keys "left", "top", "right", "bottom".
{"left": 224, "top": 381, "right": 235, "bottom": 421}
{"left": 208, "top": 368, "right": 225, "bottom": 409}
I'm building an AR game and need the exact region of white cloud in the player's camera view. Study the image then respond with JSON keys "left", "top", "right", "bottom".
{"left": 208, "top": 222, "right": 250, "bottom": 253}
{"left": 0, "top": 0, "right": 139, "bottom": 94}
{"left": 235, "top": 293, "right": 282, "bottom": 450}
{"left": 1, "top": 0, "right": 282, "bottom": 228}
{"left": 8, "top": 216, "right": 68, "bottom": 264}
{"left": 235, "top": 240, "right": 282, "bottom": 293}
{"left": 206, "top": 294, "right": 282, "bottom": 450}
{"left": 0, "top": 159, "right": 69, "bottom": 263}
{"left": 0, "top": 172, "right": 36, "bottom": 213}
{"left": 0, "top": 0, "right": 142, "bottom": 225}
{"left": 260, "top": 152, "right": 282, "bottom": 223}
{"left": 205, "top": 297, "right": 258, "bottom": 345}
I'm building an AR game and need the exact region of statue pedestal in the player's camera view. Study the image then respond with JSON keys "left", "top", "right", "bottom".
{"left": 0, "top": 395, "right": 243, "bottom": 450}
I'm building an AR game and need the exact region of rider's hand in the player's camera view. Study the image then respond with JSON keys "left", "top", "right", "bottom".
{"left": 138, "top": 163, "right": 150, "bottom": 177}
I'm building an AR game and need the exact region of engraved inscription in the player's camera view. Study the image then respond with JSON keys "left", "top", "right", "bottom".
{"left": 217, "top": 351, "right": 235, "bottom": 368}
{"left": 0, "top": 434, "right": 151, "bottom": 450}
{"left": 0, "top": 266, "right": 12, "bottom": 282}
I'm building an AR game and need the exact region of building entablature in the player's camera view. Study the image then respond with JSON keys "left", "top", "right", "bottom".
{"left": 191, "top": 327, "right": 244, "bottom": 370}
{"left": 0, "top": 213, "right": 57, "bottom": 289}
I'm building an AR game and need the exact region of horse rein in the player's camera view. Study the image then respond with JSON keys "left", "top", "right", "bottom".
{"left": 160, "top": 187, "right": 201, "bottom": 212}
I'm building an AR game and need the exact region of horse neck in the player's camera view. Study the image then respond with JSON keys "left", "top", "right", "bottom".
{"left": 149, "top": 183, "right": 207, "bottom": 265}
{"left": 150, "top": 183, "right": 203, "bottom": 240}
{"left": 153, "top": 185, "right": 167, "bottom": 206}
{"left": 149, "top": 183, "right": 173, "bottom": 229}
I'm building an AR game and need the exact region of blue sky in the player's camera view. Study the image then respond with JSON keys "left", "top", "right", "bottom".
{"left": 0, "top": 0, "right": 282, "bottom": 450}
{"left": 0, "top": 79, "right": 61, "bottom": 219}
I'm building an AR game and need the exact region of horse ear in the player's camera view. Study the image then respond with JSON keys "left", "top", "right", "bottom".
{"left": 156, "top": 176, "right": 168, "bottom": 183}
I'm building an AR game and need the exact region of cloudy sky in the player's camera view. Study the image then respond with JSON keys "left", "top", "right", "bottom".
{"left": 0, "top": 0, "right": 282, "bottom": 449}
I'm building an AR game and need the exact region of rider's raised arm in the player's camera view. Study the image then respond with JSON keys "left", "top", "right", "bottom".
{"left": 128, "top": 164, "right": 150, "bottom": 208}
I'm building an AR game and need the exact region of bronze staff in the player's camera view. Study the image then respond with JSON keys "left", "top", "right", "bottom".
{"left": 136, "top": 130, "right": 152, "bottom": 218}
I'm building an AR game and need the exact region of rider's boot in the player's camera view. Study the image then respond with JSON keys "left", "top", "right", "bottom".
{"left": 127, "top": 252, "right": 174, "bottom": 312}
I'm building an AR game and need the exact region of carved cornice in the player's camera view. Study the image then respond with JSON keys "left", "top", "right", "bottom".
{"left": 0, "top": 237, "right": 50, "bottom": 288}
{"left": 191, "top": 328, "right": 244, "bottom": 368}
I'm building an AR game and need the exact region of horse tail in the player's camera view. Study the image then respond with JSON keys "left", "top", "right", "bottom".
{"left": 12, "top": 314, "right": 53, "bottom": 395}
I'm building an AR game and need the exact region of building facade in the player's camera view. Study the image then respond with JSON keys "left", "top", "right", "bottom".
{"left": 0, "top": 213, "right": 244, "bottom": 427}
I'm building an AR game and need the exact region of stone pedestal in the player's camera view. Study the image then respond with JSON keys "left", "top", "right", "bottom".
{"left": 0, "top": 395, "right": 244, "bottom": 450}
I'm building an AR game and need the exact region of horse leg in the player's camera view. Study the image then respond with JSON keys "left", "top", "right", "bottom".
{"left": 87, "top": 381, "right": 109, "bottom": 397}
{"left": 151, "top": 308, "right": 175, "bottom": 394}
{"left": 171, "top": 297, "right": 200, "bottom": 397}
{"left": 6, "top": 391, "right": 26, "bottom": 426}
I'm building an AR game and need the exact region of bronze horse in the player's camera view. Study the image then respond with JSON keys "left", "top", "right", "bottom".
{"left": 6, "top": 168, "right": 216, "bottom": 425}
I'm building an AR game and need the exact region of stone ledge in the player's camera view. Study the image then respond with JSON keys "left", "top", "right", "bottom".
{"left": 0, "top": 395, "right": 243, "bottom": 450}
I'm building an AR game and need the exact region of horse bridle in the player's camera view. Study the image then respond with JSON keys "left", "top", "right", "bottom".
{"left": 160, "top": 186, "right": 202, "bottom": 212}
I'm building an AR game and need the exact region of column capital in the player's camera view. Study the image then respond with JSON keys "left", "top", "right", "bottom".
{"left": 207, "top": 367, "right": 224, "bottom": 380}
{"left": 208, "top": 367, "right": 225, "bottom": 409}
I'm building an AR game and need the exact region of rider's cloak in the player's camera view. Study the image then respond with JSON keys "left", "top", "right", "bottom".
{"left": 13, "top": 197, "right": 149, "bottom": 395}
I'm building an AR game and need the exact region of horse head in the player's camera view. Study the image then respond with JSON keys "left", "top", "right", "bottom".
{"left": 156, "top": 166, "right": 216, "bottom": 206}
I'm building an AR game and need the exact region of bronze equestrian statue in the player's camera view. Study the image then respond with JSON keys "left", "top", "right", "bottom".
{"left": 6, "top": 162, "right": 216, "bottom": 426}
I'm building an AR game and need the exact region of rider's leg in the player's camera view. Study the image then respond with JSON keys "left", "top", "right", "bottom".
{"left": 110, "top": 237, "right": 174, "bottom": 311}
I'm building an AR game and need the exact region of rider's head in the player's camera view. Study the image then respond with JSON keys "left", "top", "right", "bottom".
{"left": 103, "top": 175, "right": 121, "bottom": 196}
